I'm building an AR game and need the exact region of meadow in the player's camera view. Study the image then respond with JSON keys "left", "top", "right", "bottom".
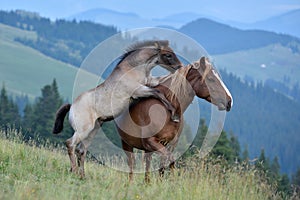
{"left": 0, "top": 23, "right": 99, "bottom": 101}
{"left": 0, "top": 129, "right": 280, "bottom": 200}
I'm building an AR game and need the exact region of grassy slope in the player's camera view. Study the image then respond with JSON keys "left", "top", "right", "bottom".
{"left": 214, "top": 44, "right": 300, "bottom": 88}
{"left": 0, "top": 130, "right": 279, "bottom": 200}
{"left": 0, "top": 23, "right": 99, "bottom": 101}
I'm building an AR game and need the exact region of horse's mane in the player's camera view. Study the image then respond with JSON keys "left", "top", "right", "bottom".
{"left": 117, "top": 40, "right": 169, "bottom": 66}
{"left": 126, "top": 40, "right": 169, "bottom": 52}
{"left": 160, "top": 65, "right": 192, "bottom": 103}
{"left": 160, "top": 58, "right": 212, "bottom": 102}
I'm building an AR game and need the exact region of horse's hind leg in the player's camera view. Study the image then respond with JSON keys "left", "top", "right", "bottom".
{"left": 66, "top": 133, "right": 80, "bottom": 173}
{"left": 75, "top": 126, "right": 99, "bottom": 179}
{"left": 75, "top": 142, "right": 86, "bottom": 178}
{"left": 66, "top": 125, "right": 96, "bottom": 175}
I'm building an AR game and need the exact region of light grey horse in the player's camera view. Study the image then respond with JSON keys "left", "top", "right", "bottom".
{"left": 53, "top": 40, "right": 183, "bottom": 178}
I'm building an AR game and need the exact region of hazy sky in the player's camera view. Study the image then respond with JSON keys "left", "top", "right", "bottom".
{"left": 1, "top": 0, "right": 300, "bottom": 22}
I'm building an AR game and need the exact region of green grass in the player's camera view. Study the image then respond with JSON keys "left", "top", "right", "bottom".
{"left": 0, "top": 23, "right": 99, "bottom": 101}
{"left": 0, "top": 129, "right": 280, "bottom": 200}
{"left": 214, "top": 44, "right": 300, "bottom": 88}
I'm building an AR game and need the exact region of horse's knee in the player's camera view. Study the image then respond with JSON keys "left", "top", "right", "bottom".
{"left": 75, "top": 146, "right": 86, "bottom": 157}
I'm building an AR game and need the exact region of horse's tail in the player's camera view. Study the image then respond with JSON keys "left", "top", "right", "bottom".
{"left": 53, "top": 103, "right": 71, "bottom": 134}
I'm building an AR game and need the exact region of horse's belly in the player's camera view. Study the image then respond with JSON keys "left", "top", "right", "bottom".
{"left": 95, "top": 93, "right": 130, "bottom": 118}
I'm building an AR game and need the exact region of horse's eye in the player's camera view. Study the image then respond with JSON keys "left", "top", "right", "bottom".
{"left": 164, "top": 53, "right": 173, "bottom": 58}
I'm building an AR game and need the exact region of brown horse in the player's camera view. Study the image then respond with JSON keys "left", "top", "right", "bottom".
{"left": 52, "top": 40, "right": 183, "bottom": 178}
{"left": 115, "top": 57, "right": 233, "bottom": 182}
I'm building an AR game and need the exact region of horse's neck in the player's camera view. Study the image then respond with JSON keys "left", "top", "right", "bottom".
{"left": 159, "top": 78, "right": 195, "bottom": 113}
{"left": 178, "top": 86, "right": 195, "bottom": 113}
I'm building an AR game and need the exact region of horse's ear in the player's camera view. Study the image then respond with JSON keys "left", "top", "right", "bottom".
{"left": 155, "top": 40, "right": 169, "bottom": 49}
{"left": 200, "top": 57, "right": 211, "bottom": 66}
{"left": 200, "top": 57, "right": 206, "bottom": 65}
{"left": 162, "top": 40, "right": 169, "bottom": 46}
{"left": 154, "top": 41, "right": 161, "bottom": 49}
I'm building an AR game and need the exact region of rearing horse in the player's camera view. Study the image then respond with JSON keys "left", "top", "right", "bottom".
{"left": 115, "top": 57, "right": 233, "bottom": 182}
{"left": 52, "top": 40, "right": 183, "bottom": 178}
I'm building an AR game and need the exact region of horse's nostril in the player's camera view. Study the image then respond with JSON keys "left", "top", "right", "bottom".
{"left": 226, "top": 100, "right": 232, "bottom": 111}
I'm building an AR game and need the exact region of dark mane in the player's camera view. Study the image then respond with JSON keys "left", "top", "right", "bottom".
{"left": 126, "top": 40, "right": 169, "bottom": 52}
{"left": 117, "top": 40, "right": 169, "bottom": 66}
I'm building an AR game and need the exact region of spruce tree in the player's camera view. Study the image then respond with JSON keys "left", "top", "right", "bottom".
{"left": 0, "top": 84, "right": 10, "bottom": 125}
{"left": 242, "top": 144, "right": 249, "bottom": 162}
{"left": 0, "top": 84, "right": 20, "bottom": 128}
{"left": 292, "top": 167, "right": 300, "bottom": 187}
{"left": 229, "top": 132, "right": 241, "bottom": 162}
{"left": 270, "top": 156, "right": 280, "bottom": 183}
{"left": 31, "top": 79, "right": 63, "bottom": 139}
{"left": 278, "top": 174, "right": 291, "bottom": 196}
{"left": 211, "top": 130, "right": 234, "bottom": 163}
{"left": 256, "top": 148, "right": 270, "bottom": 173}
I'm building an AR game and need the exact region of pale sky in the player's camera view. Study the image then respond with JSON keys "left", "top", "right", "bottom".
{"left": 1, "top": 0, "right": 300, "bottom": 22}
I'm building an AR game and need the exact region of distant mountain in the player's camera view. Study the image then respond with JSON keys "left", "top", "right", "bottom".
{"left": 251, "top": 9, "right": 300, "bottom": 38}
{"left": 179, "top": 18, "right": 300, "bottom": 54}
{"left": 69, "top": 9, "right": 214, "bottom": 29}
{"left": 68, "top": 8, "right": 157, "bottom": 30}
{"left": 227, "top": 9, "right": 300, "bottom": 38}
{"left": 69, "top": 8, "right": 300, "bottom": 40}
{"left": 152, "top": 12, "right": 221, "bottom": 28}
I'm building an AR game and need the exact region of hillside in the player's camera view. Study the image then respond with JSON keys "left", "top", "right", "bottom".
{"left": 0, "top": 23, "right": 99, "bottom": 100}
{"left": 214, "top": 43, "right": 300, "bottom": 89}
{"left": 0, "top": 129, "right": 278, "bottom": 199}
{"left": 179, "top": 18, "right": 300, "bottom": 93}
{"left": 219, "top": 71, "right": 300, "bottom": 175}
{"left": 179, "top": 18, "right": 300, "bottom": 55}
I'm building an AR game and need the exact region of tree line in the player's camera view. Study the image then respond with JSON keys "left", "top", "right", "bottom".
{"left": 0, "top": 80, "right": 299, "bottom": 197}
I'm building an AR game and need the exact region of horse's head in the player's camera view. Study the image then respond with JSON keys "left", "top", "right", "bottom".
{"left": 154, "top": 41, "right": 183, "bottom": 72}
{"left": 121, "top": 40, "right": 183, "bottom": 72}
{"left": 187, "top": 57, "right": 233, "bottom": 111}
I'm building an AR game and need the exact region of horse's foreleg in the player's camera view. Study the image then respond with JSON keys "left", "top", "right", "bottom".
{"left": 132, "top": 86, "right": 177, "bottom": 121}
{"left": 122, "top": 140, "right": 134, "bottom": 182}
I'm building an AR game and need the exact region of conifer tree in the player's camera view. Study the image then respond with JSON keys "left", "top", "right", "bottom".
{"left": 31, "top": 79, "right": 63, "bottom": 139}
{"left": 292, "top": 167, "right": 300, "bottom": 187}
{"left": 270, "top": 156, "right": 280, "bottom": 183}
{"left": 211, "top": 130, "right": 234, "bottom": 163}
{"left": 242, "top": 144, "right": 249, "bottom": 162}
{"left": 256, "top": 148, "right": 270, "bottom": 173}
{"left": 278, "top": 174, "right": 291, "bottom": 196}
{"left": 229, "top": 132, "right": 241, "bottom": 162}
{"left": 0, "top": 84, "right": 20, "bottom": 128}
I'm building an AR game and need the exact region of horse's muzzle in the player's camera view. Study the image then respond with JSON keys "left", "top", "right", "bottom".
{"left": 226, "top": 100, "right": 232, "bottom": 111}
